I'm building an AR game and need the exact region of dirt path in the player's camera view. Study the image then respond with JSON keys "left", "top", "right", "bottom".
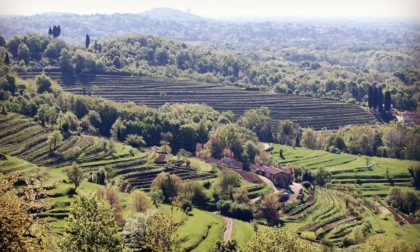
{"left": 223, "top": 217, "right": 233, "bottom": 241}
{"left": 288, "top": 182, "right": 302, "bottom": 202}
{"left": 258, "top": 175, "right": 279, "bottom": 193}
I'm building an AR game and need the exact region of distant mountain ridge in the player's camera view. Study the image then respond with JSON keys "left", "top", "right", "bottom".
{"left": 142, "top": 7, "right": 203, "bottom": 21}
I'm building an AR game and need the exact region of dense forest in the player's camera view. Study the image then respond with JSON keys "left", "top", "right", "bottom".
{"left": 0, "top": 11, "right": 419, "bottom": 112}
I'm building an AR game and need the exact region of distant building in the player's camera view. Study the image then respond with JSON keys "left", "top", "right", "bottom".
{"left": 250, "top": 164, "right": 293, "bottom": 188}
{"left": 402, "top": 111, "right": 420, "bottom": 125}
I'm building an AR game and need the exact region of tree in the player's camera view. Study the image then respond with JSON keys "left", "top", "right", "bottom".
{"left": 368, "top": 86, "right": 374, "bottom": 109}
{"left": 60, "top": 192, "right": 125, "bottom": 252}
{"left": 259, "top": 193, "right": 280, "bottom": 226}
{"left": 48, "top": 27, "right": 53, "bottom": 37}
{"left": 314, "top": 167, "right": 331, "bottom": 186}
{"left": 378, "top": 87, "right": 384, "bottom": 113}
{"left": 244, "top": 227, "right": 313, "bottom": 252}
{"left": 47, "top": 130, "right": 63, "bottom": 151}
{"left": 35, "top": 73, "right": 53, "bottom": 94}
{"left": 134, "top": 208, "right": 187, "bottom": 252}
{"left": 384, "top": 91, "right": 392, "bottom": 112}
{"left": 301, "top": 128, "right": 318, "bottom": 149}
{"left": 242, "top": 140, "right": 259, "bottom": 167}
{"left": 17, "top": 42, "right": 30, "bottom": 64}
{"left": 151, "top": 172, "right": 181, "bottom": 203}
{"left": 97, "top": 186, "right": 124, "bottom": 227}
{"left": 373, "top": 86, "right": 379, "bottom": 109}
{"left": 178, "top": 180, "right": 208, "bottom": 207}
{"left": 218, "top": 169, "right": 241, "bottom": 195}
{"left": 66, "top": 162, "right": 84, "bottom": 188}
{"left": 85, "top": 34, "right": 90, "bottom": 49}
{"left": 122, "top": 211, "right": 154, "bottom": 251}
{"left": 0, "top": 174, "right": 52, "bottom": 252}
{"left": 4, "top": 52, "right": 10, "bottom": 64}
{"left": 408, "top": 165, "right": 420, "bottom": 189}
{"left": 149, "top": 189, "right": 164, "bottom": 208}
{"left": 125, "top": 134, "right": 146, "bottom": 148}
{"left": 277, "top": 120, "right": 300, "bottom": 146}
{"left": 129, "top": 191, "right": 152, "bottom": 213}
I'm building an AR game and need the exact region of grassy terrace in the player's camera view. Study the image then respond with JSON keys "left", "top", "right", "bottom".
{"left": 269, "top": 143, "right": 419, "bottom": 196}
{"left": 19, "top": 72, "right": 375, "bottom": 130}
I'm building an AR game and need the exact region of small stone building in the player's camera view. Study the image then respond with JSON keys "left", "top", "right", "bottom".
{"left": 250, "top": 164, "right": 293, "bottom": 188}
{"left": 402, "top": 111, "right": 420, "bottom": 125}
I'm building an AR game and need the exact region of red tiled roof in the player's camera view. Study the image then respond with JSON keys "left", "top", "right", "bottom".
{"left": 251, "top": 164, "right": 293, "bottom": 175}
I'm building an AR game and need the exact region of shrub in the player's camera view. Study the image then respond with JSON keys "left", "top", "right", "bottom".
{"left": 302, "top": 181, "right": 312, "bottom": 189}
{"left": 180, "top": 200, "right": 193, "bottom": 213}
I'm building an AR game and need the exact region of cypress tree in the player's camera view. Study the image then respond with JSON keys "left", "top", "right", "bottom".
{"left": 373, "top": 86, "right": 379, "bottom": 109}
{"left": 384, "top": 91, "right": 392, "bottom": 111}
{"left": 48, "top": 27, "right": 53, "bottom": 37}
{"left": 368, "top": 86, "right": 373, "bottom": 109}
{"left": 85, "top": 34, "right": 90, "bottom": 49}
{"left": 4, "top": 52, "right": 10, "bottom": 64}
{"left": 378, "top": 87, "right": 384, "bottom": 113}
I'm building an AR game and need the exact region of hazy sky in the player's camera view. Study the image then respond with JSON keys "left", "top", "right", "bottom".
{"left": 2, "top": 0, "right": 420, "bottom": 19}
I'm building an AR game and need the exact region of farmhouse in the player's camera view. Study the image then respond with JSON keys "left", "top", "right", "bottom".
{"left": 402, "top": 111, "right": 420, "bottom": 125}
{"left": 250, "top": 164, "right": 293, "bottom": 188}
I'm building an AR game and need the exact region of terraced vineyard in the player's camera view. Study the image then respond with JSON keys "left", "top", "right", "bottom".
{"left": 270, "top": 144, "right": 419, "bottom": 196}
{"left": 19, "top": 72, "right": 376, "bottom": 130}
{"left": 285, "top": 187, "right": 362, "bottom": 246}
{"left": 0, "top": 113, "right": 134, "bottom": 167}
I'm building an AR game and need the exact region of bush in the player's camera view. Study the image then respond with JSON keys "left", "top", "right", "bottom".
{"left": 180, "top": 200, "right": 193, "bottom": 213}
{"left": 217, "top": 200, "right": 253, "bottom": 221}
{"left": 302, "top": 181, "right": 312, "bottom": 189}
{"left": 342, "top": 237, "right": 356, "bottom": 247}
{"left": 66, "top": 187, "right": 77, "bottom": 196}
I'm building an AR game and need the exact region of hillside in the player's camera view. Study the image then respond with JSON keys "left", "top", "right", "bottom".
{"left": 19, "top": 71, "right": 376, "bottom": 130}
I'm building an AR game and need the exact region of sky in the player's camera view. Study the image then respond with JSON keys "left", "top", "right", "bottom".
{"left": 1, "top": 0, "right": 420, "bottom": 20}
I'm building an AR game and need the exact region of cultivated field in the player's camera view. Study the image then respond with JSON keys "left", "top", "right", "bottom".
{"left": 19, "top": 72, "right": 376, "bottom": 130}
{"left": 270, "top": 144, "right": 420, "bottom": 196}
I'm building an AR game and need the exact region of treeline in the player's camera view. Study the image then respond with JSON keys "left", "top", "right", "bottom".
{"left": 1, "top": 32, "right": 418, "bottom": 112}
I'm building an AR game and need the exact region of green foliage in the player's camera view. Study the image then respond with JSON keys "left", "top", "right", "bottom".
{"left": 243, "top": 227, "right": 315, "bottom": 252}
{"left": 60, "top": 192, "right": 125, "bottom": 252}
{"left": 124, "top": 134, "right": 146, "bottom": 148}
{"left": 0, "top": 174, "right": 52, "bottom": 252}
{"left": 218, "top": 169, "right": 241, "bottom": 195}
{"left": 409, "top": 165, "right": 420, "bottom": 189}
{"left": 47, "top": 130, "right": 63, "bottom": 151}
{"left": 387, "top": 187, "right": 420, "bottom": 215}
{"left": 315, "top": 167, "right": 332, "bottom": 187}
{"left": 66, "top": 162, "right": 84, "bottom": 188}
{"left": 151, "top": 172, "right": 181, "bottom": 203}
{"left": 217, "top": 200, "right": 253, "bottom": 221}
{"left": 35, "top": 73, "right": 53, "bottom": 94}
{"left": 207, "top": 123, "right": 258, "bottom": 160}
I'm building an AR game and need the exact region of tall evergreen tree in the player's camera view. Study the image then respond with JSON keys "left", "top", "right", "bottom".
{"left": 368, "top": 86, "right": 373, "bottom": 109}
{"left": 373, "top": 86, "right": 379, "bottom": 109}
{"left": 378, "top": 87, "right": 384, "bottom": 113}
{"left": 48, "top": 27, "right": 53, "bottom": 37}
{"left": 4, "top": 52, "right": 10, "bottom": 64}
{"left": 384, "top": 91, "right": 392, "bottom": 111}
{"left": 85, "top": 34, "right": 90, "bottom": 49}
